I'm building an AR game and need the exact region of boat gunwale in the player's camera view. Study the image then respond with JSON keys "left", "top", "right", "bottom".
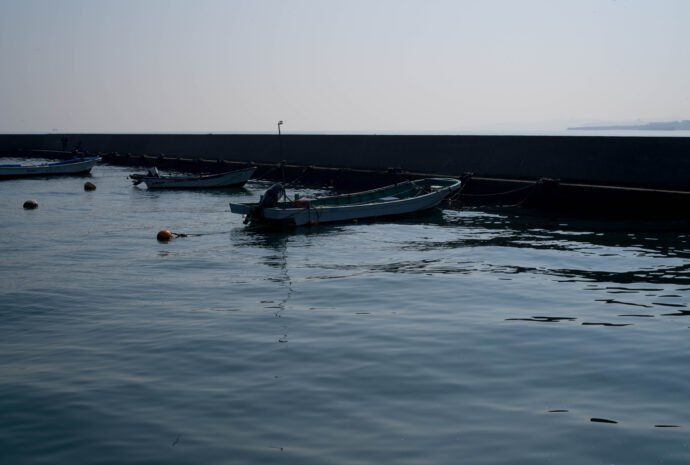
{"left": 232, "top": 177, "right": 460, "bottom": 210}
{"left": 0, "top": 156, "right": 101, "bottom": 169}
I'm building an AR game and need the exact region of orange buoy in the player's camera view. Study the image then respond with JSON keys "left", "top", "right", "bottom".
{"left": 157, "top": 229, "right": 173, "bottom": 241}
{"left": 84, "top": 181, "right": 96, "bottom": 191}
{"left": 23, "top": 200, "right": 38, "bottom": 209}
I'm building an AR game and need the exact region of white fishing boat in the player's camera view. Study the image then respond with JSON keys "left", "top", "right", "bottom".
{"left": 0, "top": 156, "right": 101, "bottom": 179}
{"left": 230, "top": 177, "right": 462, "bottom": 226}
{"left": 130, "top": 166, "right": 256, "bottom": 189}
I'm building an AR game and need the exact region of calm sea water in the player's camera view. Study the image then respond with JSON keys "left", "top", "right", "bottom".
{"left": 1, "top": 160, "right": 690, "bottom": 464}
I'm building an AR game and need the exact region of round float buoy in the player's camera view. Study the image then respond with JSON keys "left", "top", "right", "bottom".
{"left": 157, "top": 229, "right": 173, "bottom": 241}
{"left": 23, "top": 200, "right": 38, "bottom": 209}
{"left": 84, "top": 181, "right": 96, "bottom": 191}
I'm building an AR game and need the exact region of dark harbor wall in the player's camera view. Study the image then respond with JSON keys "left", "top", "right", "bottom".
{"left": 2, "top": 133, "right": 690, "bottom": 219}
{"left": 2, "top": 133, "right": 690, "bottom": 189}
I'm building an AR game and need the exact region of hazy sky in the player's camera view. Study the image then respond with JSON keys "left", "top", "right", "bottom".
{"left": 1, "top": 0, "right": 689, "bottom": 133}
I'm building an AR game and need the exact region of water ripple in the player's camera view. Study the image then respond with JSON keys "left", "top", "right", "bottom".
{"left": 2, "top": 164, "right": 690, "bottom": 464}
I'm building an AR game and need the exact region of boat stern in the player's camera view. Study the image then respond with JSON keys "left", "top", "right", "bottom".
{"left": 229, "top": 203, "right": 255, "bottom": 215}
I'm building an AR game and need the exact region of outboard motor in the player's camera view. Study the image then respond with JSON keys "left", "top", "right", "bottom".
{"left": 258, "top": 183, "right": 285, "bottom": 209}
{"left": 244, "top": 183, "right": 285, "bottom": 224}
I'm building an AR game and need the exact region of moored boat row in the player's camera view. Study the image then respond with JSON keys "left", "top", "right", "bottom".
{"left": 4, "top": 154, "right": 461, "bottom": 227}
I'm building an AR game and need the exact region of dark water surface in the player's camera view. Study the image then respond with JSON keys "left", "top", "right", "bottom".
{"left": 2, "top": 161, "right": 690, "bottom": 464}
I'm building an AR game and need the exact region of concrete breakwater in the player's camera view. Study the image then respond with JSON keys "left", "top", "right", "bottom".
{"left": 2, "top": 133, "right": 690, "bottom": 218}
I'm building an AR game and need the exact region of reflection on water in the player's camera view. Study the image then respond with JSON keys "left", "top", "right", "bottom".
{"left": 505, "top": 316, "right": 577, "bottom": 322}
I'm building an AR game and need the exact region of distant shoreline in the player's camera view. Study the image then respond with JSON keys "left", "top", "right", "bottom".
{"left": 569, "top": 120, "right": 690, "bottom": 131}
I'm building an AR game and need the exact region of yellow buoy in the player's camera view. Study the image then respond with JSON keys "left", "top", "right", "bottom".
{"left": 84, "top": 181, "right": 96, "bottom": 191}
{"left": 23, "top": 200, "right": 38, "bottom": 209}
{"left": 157, "top": 229, "right": 173, "bottom": 241}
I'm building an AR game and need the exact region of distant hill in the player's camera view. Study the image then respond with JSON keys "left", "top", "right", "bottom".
{"left": 569, "top": 120, "right": 690, "bottom": 131}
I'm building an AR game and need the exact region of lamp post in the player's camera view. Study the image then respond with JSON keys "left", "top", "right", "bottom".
{"left": 277, "top": 121, "right": 285, "bottom": 181}
{"left": 277, "top": 120, "right": 285, "bottom": 158}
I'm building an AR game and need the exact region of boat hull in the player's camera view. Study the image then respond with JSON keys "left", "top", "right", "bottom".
{"left": 230, "top": 178, "right": 462, "bottom": 226}
{"left": 0, "top": 157, "right": 101, "bottom": 179}
{"left": 135, "top": 167, "right": 256, "bottom": 189}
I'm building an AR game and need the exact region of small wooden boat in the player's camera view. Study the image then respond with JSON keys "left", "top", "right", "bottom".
{"left": 130, "top": 166, "right": 256, "bottom": 189}
{"left": 0, "top": 156, "right": 101, "bottom": 179}
{"left": 230, "top": 177, "right": 462, "bottom": 226}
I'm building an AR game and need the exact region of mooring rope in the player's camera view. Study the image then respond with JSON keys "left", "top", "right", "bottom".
{"left": 457, "top": 183, "right": 535, "bottom": 198}
{"left": 284, "top": 166, "right": 311, "bottom": 187}
{"left": 446, "top": 179, "right": 538, "bottom": 207}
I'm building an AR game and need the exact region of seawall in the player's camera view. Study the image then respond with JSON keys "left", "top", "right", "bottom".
{"left": 3, "top": 133, "right": 690, "bottom": 219}
{"left": 2, "top": 133, "right": 690, "bottom": 189}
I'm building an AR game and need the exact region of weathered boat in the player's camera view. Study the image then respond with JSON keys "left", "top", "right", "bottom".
{"left": 0, "top": 156, "right": 101, "bottom": 179}
{"left": 230, "top": 177, "right": 462, "bottom": 226}
{"left": 130, "top": 166, "right": 256, "bottom": 189}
